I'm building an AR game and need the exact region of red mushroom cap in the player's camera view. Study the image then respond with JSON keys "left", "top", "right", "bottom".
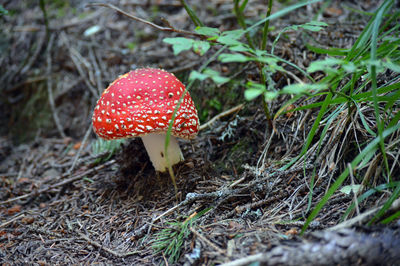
{"left": 92, "top": 68, "right": 199, "bottom": 140}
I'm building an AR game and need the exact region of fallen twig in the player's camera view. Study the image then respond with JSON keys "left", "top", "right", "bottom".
{"left": 190, "top": 227, "right": 226, "bottom": 255}
{"left": 200, "top": 104, "right": 244, "bottom": 131}
{"left": 0, "top": 214, "right": 26, "bottom": 228}
{"left": 68, "top": 124, "right": 92, "bottom": 174}
{"left": 77, "top": 231, "right": 139, "bottom": 258}
{"left": 220, "top": 253, "right": 264, "bottom": 266}
{"left": 46, "top": 33, "right": 66, "bottom": 138}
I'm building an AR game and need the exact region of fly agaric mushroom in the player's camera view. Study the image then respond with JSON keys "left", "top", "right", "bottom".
{"left": 92, "top": 68, "right": 199, "bottom": 172}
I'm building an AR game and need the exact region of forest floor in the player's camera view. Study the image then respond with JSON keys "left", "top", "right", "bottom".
{"left": 1, "top": 0, "right": 399, "bottom": 265}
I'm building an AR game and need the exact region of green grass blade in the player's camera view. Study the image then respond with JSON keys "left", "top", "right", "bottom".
{"left": 370, "top": 0, "right": 394, "bottom": 181}
{"left": 381, "top": 210, "right": 400, "bottom": 224}
{"left": 341, "top": 181, "right": 400, "bottom": 221}
{"left": 306, "top": 104, "right": 345, "bottom": 212}
{"left": 281, "top": 92, "right": 333, "bottom": 170}
{"left": 369, "top": 181, "right": 400, "bottom": 224}
{"left": 301, "top": 123, "right": 400, "bottom": 234}
{"left": 261, "top": 0, "right": 273, "bottom": 50}
{"left": 305, "top": 43, "right": 349, "bottom": 56}
{"left": 180, "top": 0, "right": 204, "bottom": 27}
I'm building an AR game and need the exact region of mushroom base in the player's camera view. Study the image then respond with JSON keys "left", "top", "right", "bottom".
{"left": 140, "top": 133, "right": 184, "bottom": 172}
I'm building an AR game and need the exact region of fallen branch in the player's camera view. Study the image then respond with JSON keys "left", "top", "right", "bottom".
{"left": 220, "top": 226, "right": 400, "bottom": 266}
{"left": 86, "top": 3, "right": 204, "bottom": 38}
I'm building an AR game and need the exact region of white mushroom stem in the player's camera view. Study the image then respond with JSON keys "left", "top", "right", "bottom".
{"left": 140, "top": 133, "right": 184, "bottom": 172}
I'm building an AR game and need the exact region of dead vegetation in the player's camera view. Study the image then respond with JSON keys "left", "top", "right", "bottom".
{"left": 1, "top": 0, "right": 400, "bottom": 265}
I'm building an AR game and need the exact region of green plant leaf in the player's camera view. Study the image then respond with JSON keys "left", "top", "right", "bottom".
{"left": 218, "top": 53, "right": 250, "bottom": 62}
{"left": 245, "top": 88, "right": 264, "bottom": 100}
{"left": 256, "top": 55, "right": 278, "bottom": 65}
{"left": 307, "top": 58, "right": 343, "bottom": 73}
{"left": 264, "top": 90, "right": 279, "bottom": 100}
{"left": 221, "top": 29, "right": 245, "bottom": 39}
{"left": 228, "top": 44, "right": 252, "bottom": 52}
{"left": 189, "top": 70, "right": 208, "bottom": 81}
{"left": 195, "top": 26, "right": 220, "bottom": 37}
{"left": 307, "top": 21, "right": 329, "bottom": 27}
{"left": 300, "top": 21, "right": 328, "bottom": 32}
{"left": 383, "top": 59, "right": 400, "bottom": 72}
{"left": 193, "top": 40, "right": 210, "bottom": 55}
{"left": 281, "top": 83, "right": 327, "bottom": 94}
{"left": 340, "top": 185, "right": 362, "bottom": 195}
{"left": 342, "top": 62, "right": 358, "bottom": 73}
{"left": 245, "top": 82, "right": 266, "bottom": 100}
{"left": 203, "top": 68, "right": 230, "bottom": 85}
{"left": 211, "top": 75, "right": 230, "bottom": 84}
{"left": 163, "top": 37, "right": 193, "bottom": 55}
{"left": 217, "top": 35, "right": 243, "bottom": 46}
